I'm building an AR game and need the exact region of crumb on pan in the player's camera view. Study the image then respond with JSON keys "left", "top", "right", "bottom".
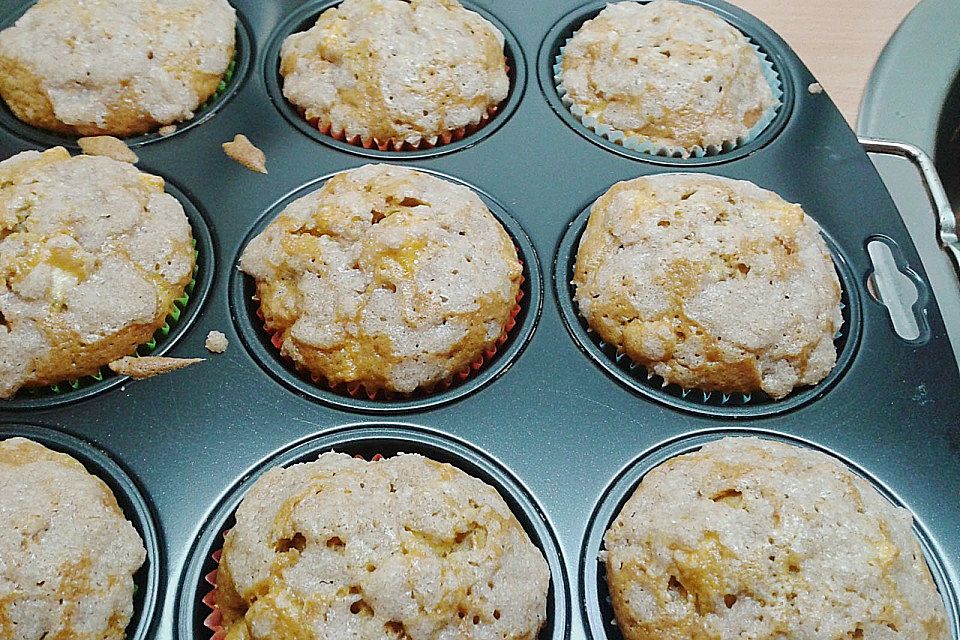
{"left": 205, "top": 330, "right": 229, "bottom": 354}
{"left": 223, "top": 134, "right": 267, "bottom": 174}
{"left": 108, "top": 356, "right": 203, "bottom": 380}
{"left": 808, "top": 82, "right": 824, "bottom": 94}
{"left": 77, "top": 136, "right": 138, "bottom": 164}
{"left": 158, "top": 124, "right": 178, "bottom": 136}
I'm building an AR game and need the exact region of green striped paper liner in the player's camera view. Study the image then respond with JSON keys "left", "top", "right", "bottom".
{"left": 201, "top": 58, "right": 236, "bottom": 111}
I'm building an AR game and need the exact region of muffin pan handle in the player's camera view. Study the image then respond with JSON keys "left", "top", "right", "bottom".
{"left": 859, "top": 137, "right": 960, "bottom": 280}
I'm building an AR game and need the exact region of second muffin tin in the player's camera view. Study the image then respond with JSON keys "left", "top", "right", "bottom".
{"left": 1, "top": 1, "right": 958, "bottom": 639}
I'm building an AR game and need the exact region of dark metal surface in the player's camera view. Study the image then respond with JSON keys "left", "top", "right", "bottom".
{"left": 858, "top": 0, "right": 960, "bottom": 214}
{"left": 0, "top": 1, "right": 958, "bottom": 639}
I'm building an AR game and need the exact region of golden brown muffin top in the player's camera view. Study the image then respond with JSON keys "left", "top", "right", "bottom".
{"left": 604, "top": 437, "right": 949, "bottom": 640}
{"left": 574, "top": 173, "right": 842, "bottom": 398}
{"left": 0, "top": 0, "right": 235, "bottom": 135}
{"left": 218, "top": 452, "right": 550, "bottom": 640}
{"left": 560, "top": 0, "right": 777, "bottom": 153}
{"left": 0, "top": 437, "right": 146, "bottom": 640}
{"left": 0, "top": 147, "right": 195, "bottom": 398}
{"left": 240, "top": 164, "right": 521, "bottom": 395}
{"left": 280, "top": 0, "right": 508, "bottom": 146}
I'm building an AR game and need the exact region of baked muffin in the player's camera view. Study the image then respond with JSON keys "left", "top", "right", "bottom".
{"left": 216, "top": 452, "right": 550, "bottom": 639}
{"left": 559, "top": 0, "right": 777, "bottom": 155}
{"left": 0, "top": 147, "right": 196, "bottom": 399}
{"left": 240, "top": 164, "right": 522, "bottom": 395}
{"left": 280, "top": 0, "right": 509, "bottom": 150}
{"left": 573, "top": 173, "right": 842, "bottom": 399}
{"left": 603, "top": 437, "right": 950, "bottom": 640}
{"left": 0, "top": 437, "right": 147, "bottom": 639}
{"left": 0, "top": 0, "right": 236, "bottom": 137}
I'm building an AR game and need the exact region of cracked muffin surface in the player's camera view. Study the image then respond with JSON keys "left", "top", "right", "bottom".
{"left": 0, "top": 437, "right": 146, "bottom": 640}
{"left": 0, "top": 147, "right": 196, "bottom": 399}
{"left": 573, "top": 173, "right": 842, "bottom": 399}
{"left": 0, "top": 0, "right": 236, "bottom": 136}
{"left": 217, "top": 452, "right": 550, "bottom": 640}
{"left": 559, "top": 0, "right": 777, "bottom": 153}
{"left": 239, "top": 163, "right": 521, "bottom": 395}
{"left": 280, "top": 0, "right": 509, "bottom": 148}
{"left": 604, "top": 437, "right": 949, "bottom": 640}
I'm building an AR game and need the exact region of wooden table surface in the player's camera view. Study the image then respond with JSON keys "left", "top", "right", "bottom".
{"left": 728, "top": 0, "right": 921, "bottom": 126}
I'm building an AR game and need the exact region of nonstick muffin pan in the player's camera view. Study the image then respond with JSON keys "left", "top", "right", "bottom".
{"left": 1, "top": 1, "right": 958, "bottom": 639}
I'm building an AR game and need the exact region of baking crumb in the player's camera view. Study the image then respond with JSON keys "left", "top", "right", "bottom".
{"left": 205, "top": 330, "right": 229, "bottom": 354}
{"left": 158, "top": 124, "right": 178, "bottom": 136}
{"left": 223, "top": 134, "right": 267, "bottom": 174}
{"left": 808, "top": 82, "right": 824, "bottom": 95}
{"left": 77, "top": 136, "right": 138, "bottom": 164}
{"left": 108, "top": 356, "right": 204, "bottom": 380}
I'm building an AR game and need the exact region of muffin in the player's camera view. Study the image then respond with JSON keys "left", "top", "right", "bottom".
{"left": 0, "top": 0, "right": 236, "bottom": 137}
{"left": 573, "top": 173, "right": 842, "bottom": 399}
{"left": 280, "top": 0, "right": 509, "bottom": 150}
{"left": 216, "top": 452, "right": 550, "bottom": 639}
{"left": 239, "top": 164, "right": 522, "bottom": 396}
{"left": 0, "top": 147, "right": 196, "bottom": 399}
{"left": 603, "top": 437, "right": 950, "bottom": 639}
{"left": 559, "top": 0, "right": 778, "bottom": 156}
{"left": 0, "top": 437, "right": 147, "bottom": 639}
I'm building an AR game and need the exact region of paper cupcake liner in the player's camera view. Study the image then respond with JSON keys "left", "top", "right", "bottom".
{"left": 257, "top": 276, "right": 524, "bottom": 400}
{"left": 553, "top": 32, "right": 783, "bottom": 159}
{"left": 23, "top": 244, "right": 199, "bottom": 397}
{"left": 298, "top": 62, "right": 510, "bottom": 152}
{"left": 312, "top": 107, "right": 497, "bottom": 151}
{"left": 585, "top": 300, "right": 846, "bottom": 406}
{"left": 200, "top": 58, "right": 237, "bottom": 112}
{"left": 304, "top": 105, "right": 498, "bottom": 152}
{"left": 202, "top": 544, "right": 227, "bottom": 640}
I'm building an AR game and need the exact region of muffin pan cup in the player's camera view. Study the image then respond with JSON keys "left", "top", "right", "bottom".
{"left": 177, "top": 425, "right": 569, "bottom": 640}
{"left": 0, "top": 1, "right": 958, "bottom": 639}
{"left": 552, "top": 5, "right": 784, "bottom": 159}
{"left": 0, "top": 1, "right": 253, "bottom": 149}
{"left": 2, "top": 176, "right": 216, "bottom": 410}
{"left": 0, "top": 424, "right": 163, "bottom": 640}
{"left": 229, "top": 169, "right": 542, "bottom": 413}
{"left": 261, "top": 0, "right": 527, "bottom": 159}
{"left": 554, "top": 196, "right": 863, "bottom": 417}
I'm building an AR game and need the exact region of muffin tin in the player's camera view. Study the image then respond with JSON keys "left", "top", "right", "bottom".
{"left": 1, "top": 1, "right": 958, "bottom": 639}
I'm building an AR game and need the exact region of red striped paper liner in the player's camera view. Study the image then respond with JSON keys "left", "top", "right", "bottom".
{"left": 299, "top": 64, "right": 509, "bottom": 152}
{"left": 257, "top": 274, "right": 525, "bottom": 401}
